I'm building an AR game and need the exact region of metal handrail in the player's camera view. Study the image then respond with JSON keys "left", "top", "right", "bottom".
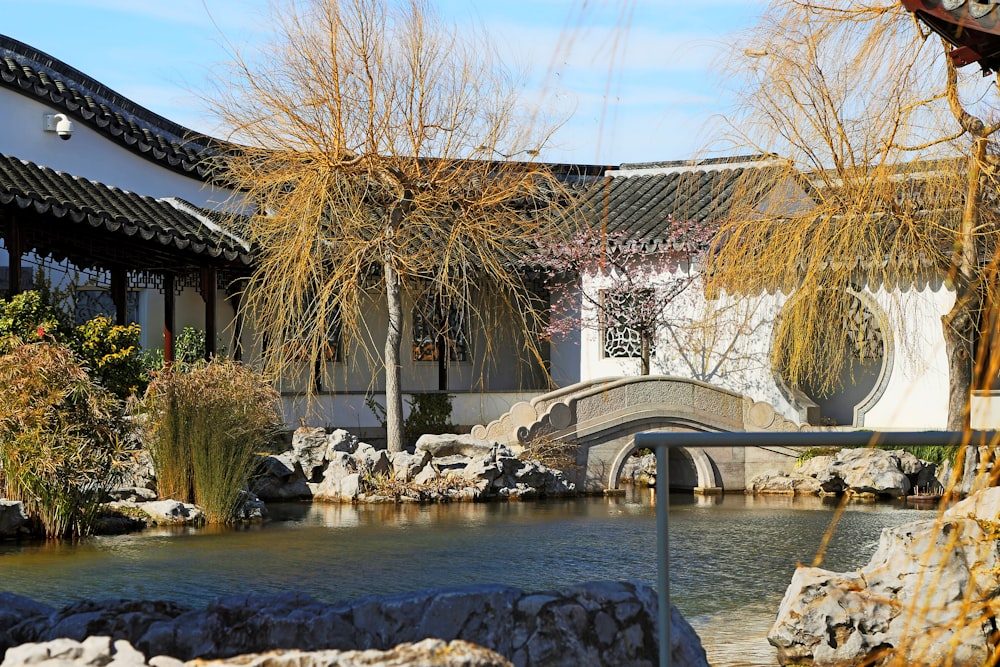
{"left": 633, "top": 429, "right": 996, "bottom": 667}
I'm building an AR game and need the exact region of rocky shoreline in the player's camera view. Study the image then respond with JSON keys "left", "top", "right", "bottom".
{"left": 0, "top": 582, "right": 709, "bottom": 667}
{"left": 769, "top": 486, "right": 1000, "bottom": 666}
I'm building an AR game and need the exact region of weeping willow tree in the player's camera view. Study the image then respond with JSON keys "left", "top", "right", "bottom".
{"left": 708, "top": 0, "right": 1000, "bottom": 430}
{"left": 205, "top": 0, "right": 575, "bottom": 451}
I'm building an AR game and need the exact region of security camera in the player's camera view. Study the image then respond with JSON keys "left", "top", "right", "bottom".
{"left": 43, "top": 113, "right": 73, "bottom": 141}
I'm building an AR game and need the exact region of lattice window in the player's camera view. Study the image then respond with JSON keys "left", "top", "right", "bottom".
{"left": 74, "top": 288, "right": 139, "bottom": 326}
{"left": 601, "top": 289, "right": 652, "bottom": 359}
{"left": 846, "top": 294, "right": 884, "bottom": 360}
{"left": 412, "top": 297, "right": 469, "bottom": 362}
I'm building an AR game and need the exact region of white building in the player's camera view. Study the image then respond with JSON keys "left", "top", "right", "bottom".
{"left": 0, "top": 34, "right": 967, "bottom": 441}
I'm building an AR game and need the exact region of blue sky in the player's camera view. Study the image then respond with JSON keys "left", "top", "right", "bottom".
{"left": 1, "top": 0, "right": 768, "bottom": 165}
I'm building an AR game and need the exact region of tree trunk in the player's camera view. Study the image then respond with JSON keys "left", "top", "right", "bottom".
{"left": 384, "top": 258, "right": 405, "bottom": 453}
{"left": 641, "top": 334, "right": 651, "bottom": 376}
{"left": 942, "top": 301, "right": 977, "bottom": 432}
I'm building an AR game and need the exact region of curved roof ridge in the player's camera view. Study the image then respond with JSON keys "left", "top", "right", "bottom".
{"left": 0, "top": 34, "right": 221, "bottom": 180}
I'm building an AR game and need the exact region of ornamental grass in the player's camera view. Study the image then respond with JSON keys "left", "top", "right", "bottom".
{"left": 141, "top": 360, "right": 279, "bottom": 523}
{"left": 0, "top": 342, "right": 134, "bottom": 539}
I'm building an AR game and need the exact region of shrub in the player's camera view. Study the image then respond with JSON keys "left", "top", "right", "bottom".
{"left": 71, "top": 316, "right": 148, "bottom": 399}
{"left": 0, "top": 290, "right": 68, "bottom": 353}
{"left": 140, "top": 360, "right": 280, "bottom": 522}
{"left": 0, "top": 343, "right": 134, "bottom": 538}
{"left": 365, "top": 392, "right": 456, "bottom": 447}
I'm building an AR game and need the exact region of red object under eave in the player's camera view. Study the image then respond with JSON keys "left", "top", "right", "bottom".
{"left": 900, "top": 0, "right": 1000, "bottom": 73}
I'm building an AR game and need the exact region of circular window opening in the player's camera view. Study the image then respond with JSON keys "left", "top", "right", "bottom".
{"left": 774, "top": 291, "right": 887, "bottom": 426}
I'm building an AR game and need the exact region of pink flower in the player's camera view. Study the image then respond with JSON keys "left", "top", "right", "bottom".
{"left": 37, "top": 326, "right": 45, "bottom": 338}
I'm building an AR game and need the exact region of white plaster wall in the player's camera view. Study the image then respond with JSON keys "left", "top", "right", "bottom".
{"left": 0, "top": 89, "right": 230, "bottom": 208}
{"left": 566, "top": 267, "right": 955, "bottom": 430}
{"left": 856, "top": 283, "right": 952, "bottom": 429}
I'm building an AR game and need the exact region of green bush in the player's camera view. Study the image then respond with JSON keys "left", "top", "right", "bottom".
{"left": 366, "top": 392, "right": 456, "bottom": 447}
{"left": 71, "top": 316, "right": 148, "bottom": 399}
{"left": 0, "top": 290, "right": 68, "bottom": 353}
{"left": 0, "top": 342, "right": 135, "bottom": 539}
{"left": 140, "top": 360, "right": 280, "bottom": 522}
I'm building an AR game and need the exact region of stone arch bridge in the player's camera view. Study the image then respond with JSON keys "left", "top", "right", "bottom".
{"left": 472, "top": 376, "right": 811, "bottom": 493}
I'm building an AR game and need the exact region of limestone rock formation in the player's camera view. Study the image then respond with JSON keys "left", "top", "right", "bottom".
{"left": 750, "top": 448, "right": 938, "bottom": 498}
{"left": 254, "top": 428, "right": 575, "bottom": 503}
{"left": 1, "top": 638, "right": 512, "bottom": 667}
{"left": 768, "top": 486, "right": 1000, "bottom": 666}
{"left": 1, "top": 582, "right": 707, "bottom": 667}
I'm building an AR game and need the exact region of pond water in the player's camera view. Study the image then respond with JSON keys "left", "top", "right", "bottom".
{"left": 0, "top": 492, "right": 937, "bottom": 666}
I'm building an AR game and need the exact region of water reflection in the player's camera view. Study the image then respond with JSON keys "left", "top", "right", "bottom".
{"left": 0, "top": 493, "right": 936, "bottom": 667}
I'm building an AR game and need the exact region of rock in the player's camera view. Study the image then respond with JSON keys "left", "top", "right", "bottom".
{"left": 353, "top": 444, "right": 391, "bottom": 477}
{"left": 326, "top": 429, "right": 359, "bottom": 455}
{"left": 747, "top": 470, "right": 822, "bottom": 495}
{"left": 830, "top": 448, "right": 912, "bottom": 497}
{"left": 107, "top": 487, "right": 159, "bottom": 503}
{"left": 1, "top": 582, "right": 708, "bottom": 667}
{"left": 139, "top": 501, "right": 205, "bottom": 526}
{"left": 621, "top": 453, "right": 657, "bottom": 486}
{"left": 412, "top": 464, "right": 440, "bottom": 486}
{"left": 291, "top": 428, "right": 329, "bottom": 481}
{"left": 415, "top": 434, "right": 495, "bottom": 459}
{"left": 769, "top": 486, "right": 1000, "bottom": 666}
{"left": 195, "top": 639, "right": 514, "bottom": 667}
{"left": 390, "top": 450, "right": 431, "bottom": 483}
{"left": 1, "top": 638, "right": 512, "bottom": 667}
{"left": 312, "top": 452, "right": 359, "bottom": 500}
{"left": 0, "top": 500, "right": 29, "bottom": 537}
{"left": 251, "top": 452, "right": 312, "bottom": 501}
{"left": 232, "top": 492, "right": 267, "bottom": 522}
{"left": 0, "top": 593, "right": 54, "bottom": 650}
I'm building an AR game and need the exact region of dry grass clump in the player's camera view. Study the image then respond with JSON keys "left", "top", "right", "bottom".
{"left": 140, "top": 360, "right": 280, "bottom": 522}
{"left": 518, "top": 435, "right": 580, "bottom": 475}
{"left": 362, "top": 471, "right": 478, "bottom": 502}
{"left": 0, "top": 342, "right": 134, "bottom": 539}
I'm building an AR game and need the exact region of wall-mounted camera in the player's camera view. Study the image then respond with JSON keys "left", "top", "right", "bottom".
{"left": 43, "top": 113, "right": 74, "bottom": 141}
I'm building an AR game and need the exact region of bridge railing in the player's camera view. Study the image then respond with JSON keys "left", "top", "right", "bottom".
{"left": 633, "top": 429, "right": 998, "bottom": 667}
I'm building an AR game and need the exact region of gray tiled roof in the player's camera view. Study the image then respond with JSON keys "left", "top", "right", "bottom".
{"left": 0, "top": 35, "right": 216, "bottom": 180}
{"left": 0, "top": 153, "right": 252, "bottom": 269}
{"left": 578, "top": 156, "right": 782, "bottom": 248}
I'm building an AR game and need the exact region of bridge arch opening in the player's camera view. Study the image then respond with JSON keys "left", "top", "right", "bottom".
{"left": 609, "top": 439, "right": 721, "bottom": 493}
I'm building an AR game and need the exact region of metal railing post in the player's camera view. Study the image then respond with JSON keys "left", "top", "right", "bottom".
{"left": 633, "top": 429, "right": 994, "bottom": 667}
{"left": 656, "top": 444, "right": 671, "bottom": 667}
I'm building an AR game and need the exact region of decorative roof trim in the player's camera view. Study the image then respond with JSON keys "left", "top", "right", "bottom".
{"left": 161, "top": 197, "right": 250, "bottom": 253}
{"left": 0, "top": 153, "right": 253, "bottom": 267}
{"left": 612, "top": 154, "right": 787, "bottom": 178}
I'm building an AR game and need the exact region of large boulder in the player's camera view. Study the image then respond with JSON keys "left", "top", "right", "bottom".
{"left": 827, "top": 448, "right": 915, "bottom": 497}
{"left": 251, "top": 451, "right": 312, "bottom": 501}
{"left": 291, "top": 428, "right": 330, "bottom": 481}
{"left": 769, "top": 486, "right": 1000, "bottom": 666}
{"left": 415, "top": 434, "right": 496, "bottom": 459}
{"left": 747, "top": 470, "right": 823, "bottom": 495}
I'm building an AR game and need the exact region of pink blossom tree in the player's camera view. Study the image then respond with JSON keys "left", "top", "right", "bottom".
{"left": 533, "top": 216, "right": 716, "bottom": 375}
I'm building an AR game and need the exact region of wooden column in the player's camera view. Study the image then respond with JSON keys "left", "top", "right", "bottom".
{"left": 163, "top": 273, "right": 175, "bottom": 366}
{"left": 201, "top": 267, "right": 217, "bottom": 359}
{"left": 111, "top": 267, "right": 128, "bottom": 326}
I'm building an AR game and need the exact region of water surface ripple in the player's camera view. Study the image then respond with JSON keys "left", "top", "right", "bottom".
{"left": 0, "top": 493, "right": 936, "bottom": 666}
